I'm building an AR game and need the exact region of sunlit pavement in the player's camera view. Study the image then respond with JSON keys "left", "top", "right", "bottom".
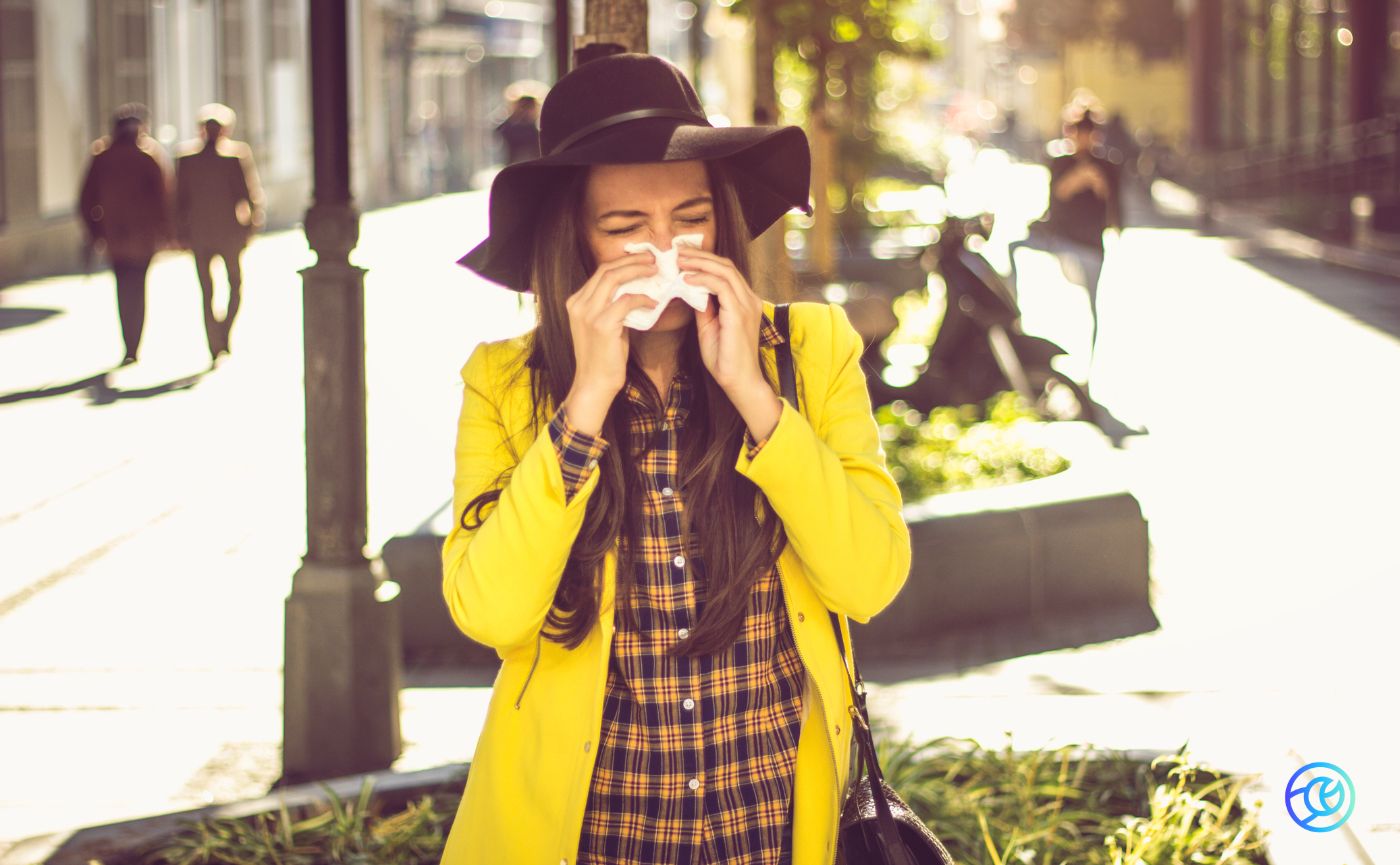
{"left": 0, "top": 191, "right": 528, "bottom": 847}
{"left": 2, "top": 171, "right": 1399, "bottom": 861}
{"left": 879, "top": 150, "right": 1400, "bottom": 863}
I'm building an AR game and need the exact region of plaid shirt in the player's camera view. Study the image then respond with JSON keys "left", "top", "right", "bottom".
{"left": 548, "top": 316, "right": 805, "bottom": 865}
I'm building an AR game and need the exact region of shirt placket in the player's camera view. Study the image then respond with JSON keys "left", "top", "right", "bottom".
{"left": 663, "top": 378, "right": 708, "bottom": 861}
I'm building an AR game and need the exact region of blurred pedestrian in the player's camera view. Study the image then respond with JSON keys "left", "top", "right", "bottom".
{"left": 495, "top": 95, "right": 540, "bottom": 165}
{"left": 175, "top": 103, "right": 263, "bottom": 362}
{"left": 1101, "top": 112, "right": 1140, "bottom": 186}
{"left": 1008, "top": 110, "right": 1122, "bottom": 374}
{"left": 78, "top": 103, "right": 174, "bottom": 366}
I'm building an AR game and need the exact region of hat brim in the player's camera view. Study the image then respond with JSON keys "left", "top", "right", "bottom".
{"left": 458, "top": 119, "right": 812, "bottom": 292}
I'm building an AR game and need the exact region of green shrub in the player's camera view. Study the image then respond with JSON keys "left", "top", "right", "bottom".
{"left": 143, "top": 780, "right": 458, "bottom": 865}
{"left": 877, "top": 392, "right": 1071, "bottom": 503}
{"left": 876, "top": 732, "right": 1270, "bottom": 865}
{"left": 142, "top": 734, "right": 1268, "bottom": 865}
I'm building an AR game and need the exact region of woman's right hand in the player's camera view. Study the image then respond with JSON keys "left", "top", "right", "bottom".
{"left": 561, "top": 252, "right": 660, "bottom": 436}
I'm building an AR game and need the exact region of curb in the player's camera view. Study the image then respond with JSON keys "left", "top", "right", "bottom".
{"left": 853, "top": 421, "right": 1155, "bottom": 665}
{"left": 0, "top": 765, "right": 468, "bottom": 865}
{"left": 1150, "top": 179, "right": 1400, "bottom": 281}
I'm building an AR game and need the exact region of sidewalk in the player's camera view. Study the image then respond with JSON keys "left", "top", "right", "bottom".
{"left": 0, "top": 191, "right": 530, "bottom": 850}
{"left": 3, "top": 181, "right": 1399, "bottom": 864}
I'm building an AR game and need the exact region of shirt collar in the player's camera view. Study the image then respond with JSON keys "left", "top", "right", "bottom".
{"left": 758, "top": 311, "right": 785, "bottom": 349}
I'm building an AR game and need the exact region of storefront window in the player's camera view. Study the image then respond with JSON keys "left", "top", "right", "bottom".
{"left": 1387, "top": 0, "right": 1400, "bottom": 114}
{"left": 266, "top": 0, "right": 309, "bottom": 181}
{"left": 36, "top": 0, "right": 93, "bottom": 217}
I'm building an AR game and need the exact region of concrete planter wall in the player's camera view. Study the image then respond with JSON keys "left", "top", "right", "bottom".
{"left": 853, "top": 423, "right": 1155, "bottom": 670}
{"left": 383, "top": 535, "right": 500, "bottom": 669}
{"left": 386, "top": 423, "right": 1155, "bottom": 672}
{"left": 0, "top": 765, "right": 467, "bottom": 865}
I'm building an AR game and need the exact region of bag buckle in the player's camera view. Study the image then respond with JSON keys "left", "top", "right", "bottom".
{"left": 848, "top": 703, "right": 870, "bottom": 732}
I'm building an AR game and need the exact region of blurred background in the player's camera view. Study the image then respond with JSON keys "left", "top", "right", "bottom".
{"left": 1, "top": 1, "right": 1398, "bottom": 864}
{"left": 2, "top": 0, "right": 1397, "bottom": 280}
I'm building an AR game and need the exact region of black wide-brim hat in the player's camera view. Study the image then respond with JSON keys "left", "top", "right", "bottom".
{"left": 458, "top": 53, "right": 813, "bottom": 292}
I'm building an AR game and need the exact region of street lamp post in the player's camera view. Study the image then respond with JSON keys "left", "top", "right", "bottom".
{"left": 282, "top": 0, "right": 402, "bottom": 784}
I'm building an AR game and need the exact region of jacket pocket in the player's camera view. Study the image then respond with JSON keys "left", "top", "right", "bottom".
{"left": 514, "top": 631, "right": 543, "bottom": 709}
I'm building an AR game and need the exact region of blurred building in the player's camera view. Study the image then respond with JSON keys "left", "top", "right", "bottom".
{"left": 942, "top": 0, "right": 1189, "bottom": 158}
{"left": 1188, "top": 0, "right": 1398, "bottom": 238}
{"left": 0, "top": 0, "right": 552, "bottom": 286}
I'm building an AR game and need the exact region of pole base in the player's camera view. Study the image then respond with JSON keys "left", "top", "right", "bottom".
{"left": 282, "top": 560, "right": 402, "bottom": 784}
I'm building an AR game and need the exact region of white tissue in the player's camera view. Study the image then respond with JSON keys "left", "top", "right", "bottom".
{"left": 611, "top": 233, "right": 711, "bottom": 330}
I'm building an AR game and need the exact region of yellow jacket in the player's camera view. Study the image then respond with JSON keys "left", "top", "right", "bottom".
{"left": 439, "top": 300, "right": 911, "bottom": 864}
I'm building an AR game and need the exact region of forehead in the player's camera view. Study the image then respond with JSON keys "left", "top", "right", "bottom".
{"left": 585, "top": 160, "right": 710, "bottom": 213}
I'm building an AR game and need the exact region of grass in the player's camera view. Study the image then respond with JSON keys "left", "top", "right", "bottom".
{"left": 138, "top": 735, "right": 1269, "bottom": 865}
{"left": 143, "top": 780, "right": 454, "bottom": 865}
{"left": 876, "top": 733, "right": 1270, "bottom": 865}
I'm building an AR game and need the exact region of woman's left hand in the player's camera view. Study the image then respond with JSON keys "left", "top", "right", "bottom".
{"left": 682, "top": 247, "right": 783, "bottom": 444}
{"left": 680, "top": 247, "right": 765, "bottom": 394}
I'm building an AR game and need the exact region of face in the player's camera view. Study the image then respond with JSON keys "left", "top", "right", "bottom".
{"left": 583, "top": 160, "right": 716, "bottom": 333}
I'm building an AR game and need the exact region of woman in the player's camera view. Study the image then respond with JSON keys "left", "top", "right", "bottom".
{"left": 441, "top": 53, "right": 911, "bottom": 865}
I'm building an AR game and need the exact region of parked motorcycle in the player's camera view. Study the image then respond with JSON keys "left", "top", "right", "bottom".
{"left": 861, "top": 212, "right": 1090, "bottom": 421}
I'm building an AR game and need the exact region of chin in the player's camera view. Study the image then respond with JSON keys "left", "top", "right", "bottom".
{"left": 644, "top": 298, "right": 696, "bottom": 333}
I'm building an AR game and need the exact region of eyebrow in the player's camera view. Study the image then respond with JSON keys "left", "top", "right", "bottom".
{"left": 596, "top": 196, "right": 714, "bottom": 221}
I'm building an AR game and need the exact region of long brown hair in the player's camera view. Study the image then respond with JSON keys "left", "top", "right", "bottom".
{"left": 459, "top": 160, "right": 787, "bottom": 655}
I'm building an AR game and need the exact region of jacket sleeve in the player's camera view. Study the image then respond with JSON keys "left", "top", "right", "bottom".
{"left": 236, "top": 144, "right": 265, "bottom": 230}
{"left": 733, "top": 303, "right": 910, "bottom": 623}
{"left": 78, "top": 154, "right": 102, "bottom": 240}
{"left": 441, "top": 341, "right": 606, "bottom": 651}
{"left": 174, "top": 157, "right": 192, "bottom": 242}
{"left": 148, "top": 146, "right": 175, "bottom": 248}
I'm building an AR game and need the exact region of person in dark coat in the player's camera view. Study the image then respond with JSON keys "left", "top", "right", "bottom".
{"left": 78, "top": 104, "right": 174, "bottom": 366}
{"left": 175, "top": 103, "right": 264, "bottom": 362}
{"left": 1008, "top": 110, "right": 1123, "bottom": 375}
{"left": 495, "top": 96, "right": 541, "bottom": 165}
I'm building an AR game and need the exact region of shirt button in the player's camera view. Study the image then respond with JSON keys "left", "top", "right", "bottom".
{"left": 677, "top": 627, "right": 690, "bottom": 640}
{"left": 583, "top": 740, "right": 591, "bottom": 753}
{"left": 687, "top": 778, "right": 700, "bottom": 791}
{"left": 673, "top": 555, "right": 685, "bottom": 568}
{"left": 586, "top": 458, "right": 598, "bottom": 470}
{"left": 682, "top": 698, "right": 695, "bottom": 711}
{"left": 662, "top": 486, "right": 674, "bottom": 496}
{"left": 797, "top": 611, "right": 806, "bottom": 622}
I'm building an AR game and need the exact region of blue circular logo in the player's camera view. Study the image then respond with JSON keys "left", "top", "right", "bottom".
{"left": 1284, "top": 762, "right": 1355, "bottom": 832}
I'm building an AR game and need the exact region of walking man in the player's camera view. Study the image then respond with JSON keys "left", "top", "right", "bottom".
{"left": 78, "top": 104, "right": 173, "bottom": 366}
{"left": 175, "top": 103, "right": 263, "bottom": 362}
{"left": 1009, "top": 110, "right": 1122, "bottom": 376}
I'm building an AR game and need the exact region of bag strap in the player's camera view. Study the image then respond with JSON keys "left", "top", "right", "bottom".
{"left": 771, "top": 303, "right": 915, "bottom": 865}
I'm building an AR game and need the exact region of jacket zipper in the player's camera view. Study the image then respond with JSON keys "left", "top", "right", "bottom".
{"left": 766, "top": 511, "right": 843, "bottom": 865}
{"left": 514, "top": 631, "right": 543, "bottom": 709}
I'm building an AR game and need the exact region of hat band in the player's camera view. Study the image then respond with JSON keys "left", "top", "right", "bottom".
{"left": 547, "top": 107, "right": 710, "bottom": 156}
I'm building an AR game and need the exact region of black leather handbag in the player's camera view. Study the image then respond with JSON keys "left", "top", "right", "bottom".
{"left": 772, "top": 303, "right": 955, "bottom": 865}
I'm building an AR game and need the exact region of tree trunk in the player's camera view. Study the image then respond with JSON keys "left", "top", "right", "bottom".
{"left": 808, "top": 49, "right": 836, "bottom": 280}
{"left": 579, "top": 0, "right": 648, "bottom": 55}
{"left": 748, "top": 0, "right": 794, "bottom": 301}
